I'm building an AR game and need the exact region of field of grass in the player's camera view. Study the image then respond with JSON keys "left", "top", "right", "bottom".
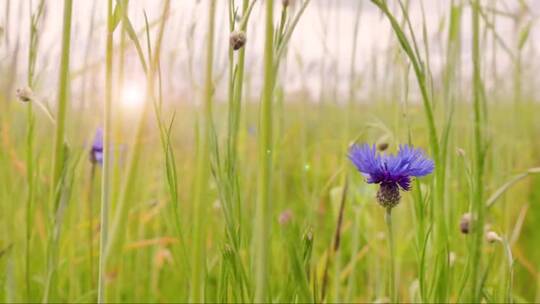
{"left": 1, "top": 0, "right": 540, "bottom": 303}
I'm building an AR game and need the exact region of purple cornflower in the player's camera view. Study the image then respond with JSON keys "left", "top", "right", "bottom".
{"left": 349, "top": 144, "right": 434, "bottom": 209}
{"left": 90, "top": 128, "right": 103, "bottom": 165}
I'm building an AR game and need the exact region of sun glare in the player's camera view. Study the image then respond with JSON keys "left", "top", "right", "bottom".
{"left": 121, "top": 83, "right": 145, "bottom": 110}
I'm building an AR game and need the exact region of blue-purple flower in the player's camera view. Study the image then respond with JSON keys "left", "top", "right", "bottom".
{"left": 349, "top": 144, "right": 434, "bottom": 208}
{"left": 90, "top": 128, "right": 103, "bottom": 165}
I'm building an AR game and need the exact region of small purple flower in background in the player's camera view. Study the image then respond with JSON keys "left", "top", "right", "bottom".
{"left": 349, "top": 144, "right": 434, "bottom": 209}
{"left": 90, "top": 128, "right": 104, "bottom": 165}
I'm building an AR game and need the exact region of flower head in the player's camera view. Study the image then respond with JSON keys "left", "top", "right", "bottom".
{"left": 349, "top": 144, "right": 434, "bottom": 208}
{"left": 90, "top": 128, "right": 104, "bottom": 165}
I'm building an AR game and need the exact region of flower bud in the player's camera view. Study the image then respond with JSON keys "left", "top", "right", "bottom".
{"left": 486, "top": 231, "right": 502, "bottom": 244}
{"left": 230, "top": 31, "right": 247, "bottom": 51}
{"left": 16, "top": 86, "right": 33, "bottom": 102}
{"left": 377, "top": 142, "right": 389, "bottom": 152}
{"left": 460, "top": 212, "right": 472, "bottom": 234}
{"left": 376, "top": 183, "right": 400, "bottom": 209}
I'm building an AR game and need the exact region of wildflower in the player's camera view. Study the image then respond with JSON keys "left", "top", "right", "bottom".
{"left": 486, "top": 231, "right": 502, "bottom": 244}
{"left": 278, "top": 209, "right": 293, "bottom": 225}
{"left": 230, "top": 31, "right": 247, "bottom": 51}
{"left": 90, "top": 128, "right": 103, "bottom": 165}
{"left": 349, "top": 144, "right": 434, "bottom": 209}
{"left": 16, "top": 86, "right": 33, "bottom": 102}
{"left": 460, "top": 212, "right": 472, "bottom": 234}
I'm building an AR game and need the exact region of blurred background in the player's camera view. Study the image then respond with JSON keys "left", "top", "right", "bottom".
{"left": 2, "top": 1, "right": 540, "bottom": 302}
{"left": 2, "top": 0, "right": 540, "bottom": 108}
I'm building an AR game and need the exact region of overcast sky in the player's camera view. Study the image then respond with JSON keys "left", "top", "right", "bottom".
{"left": 2, "top": 0, "right": 539, "bottom": 103}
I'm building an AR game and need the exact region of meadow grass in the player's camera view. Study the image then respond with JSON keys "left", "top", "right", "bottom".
{"left": 1, "top": 0, "right": 540, "bottom": 303}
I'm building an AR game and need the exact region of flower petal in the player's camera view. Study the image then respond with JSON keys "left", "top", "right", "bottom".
{"left": 395, "top": 145, "right": 434, "bottom": 177}
{"left": 348, "top": 144, "right": 385, "bottom": 183}
{"left": 93, "top": 128, "right": 104, "bottom": 150}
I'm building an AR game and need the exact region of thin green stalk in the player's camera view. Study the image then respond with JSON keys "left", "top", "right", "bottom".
{"left": 49, "top": 0, "right": 72, "bottom": 200}
{"left": 112, "top": 0, "right": 128, "bottom": 207}
{"left": 371, "top": 0, "right": 440, "bottom": 167}
{"left": 369, "top": 1, "right": 452, "bottom": 301}
{"left": 25, "top": 103, "right": 34, "bottom": 302}
{"left": 385, "top": 208, "right": 396, "bottom": 303}
{"left": 97, "top": 0, "right": 114, "bottom": 302}
{"left": 345, "top": 207, "right": 362, "bottom": 301}
{"left": 503, "top": 239, "right": 514, "bottom": 303}
{"left": 228, "top": 0, "right": 251, "bottom": 183}
{"left": 3, "top": 0, "right": 10, "bottom": 48}
{"left": 216, "top": 0, "right": 253, "bottom": 299}
{"left": 80, "top": 0, "right": 97, "bottom": 112}
{"left": 190, "top": 0, "right": 216, "bottom": 301}
{"left": 43, "top": 0, "right": 73, "bottom": 301}
{"left": 346, "top": 0, "right": 362, "bottom": 142}
{"left": 335, "top": 12, "right": 362, "bottom": 298}
{"left": 470, "top": 0, "right": 486, "bottom": 301}
{"left": 87, "top": 165, "right": 96, "bottom": 292}
{"left": 332, "top": 179, "right": 349, "bottom": 302}
{"left": 25, "top": 0, "right": 45, "bottom": 299}
{"left": 253, "top": 0, "right": 274, "bottom": 301}
{"left": 105, "top": 0, "right": 170, "bottom": 267}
